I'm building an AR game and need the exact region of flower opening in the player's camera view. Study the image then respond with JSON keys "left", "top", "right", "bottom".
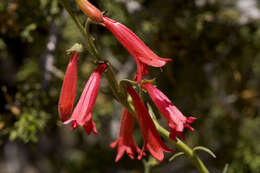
{"left": 110, "top": 109, "right": 144, "bottom": 162}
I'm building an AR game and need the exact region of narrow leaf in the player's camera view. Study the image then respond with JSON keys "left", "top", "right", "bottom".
{"left": 193, "top": 146, "right": 216, "bottom": 158}
{"left": 169, "top": 152, "right": 184, "bottom": 162}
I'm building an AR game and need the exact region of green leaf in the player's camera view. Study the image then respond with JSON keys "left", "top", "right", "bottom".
{"left": 193, "top": 146, "right": 216, "bottom": 158}
{"left": 169, "top": 152, "right": 184, "bottom": 162}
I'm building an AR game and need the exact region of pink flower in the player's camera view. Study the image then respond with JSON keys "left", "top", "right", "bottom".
{"left": 110, "top": 109, "right": 144, "bottom": 162}
{"left": 103, "top": 17, "right": 171, "bottom": 82}
{"left": 126, "top": 86, "right": 172, "bottom": 162}
{"left": 142, "top": 82, "right": 196, "bottom": 141}
{"left": 64, "top": 63, "right": 107, "bottom": 135}
{"left": 58, "top": 52, "right": 78, "bottom": 122}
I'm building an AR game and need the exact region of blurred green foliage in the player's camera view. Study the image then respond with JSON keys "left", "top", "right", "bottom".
{"left": 9, "top": 109, "right": 48, "bottom": 143}
{"left": 1, "top": 0, "right": 260, "bottom": 172}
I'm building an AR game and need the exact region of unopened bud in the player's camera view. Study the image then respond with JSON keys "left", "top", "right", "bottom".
{"left": 75, "top": 0, "right": 104, "bottom": 23}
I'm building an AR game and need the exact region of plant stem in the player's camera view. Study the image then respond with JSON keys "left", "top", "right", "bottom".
{"left": 59, "top": 0, "right": 88, "bottom": 39}
{"left": 144, "top": 162, "right": 151, "bottom": 173}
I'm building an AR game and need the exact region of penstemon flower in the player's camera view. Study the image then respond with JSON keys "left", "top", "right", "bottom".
{"left": 110, "top": 109, "right": 144, "bottom": 162}
{"left": 126, "top": 86, "right": 172, "bottom": 162}
{"left": 64, "top": 63, "right": 107, "bottom": 135}
{"left": 103, "top": 17, "right": 171, "bottom": 82}
{"left": 55, "top": 1, "right": 212, "bottom": 171}
{"left": 58, "top": 51, "right": 78, "bottom": 122}
{"left": 142, "top": 82, "right": 196, "bottom": 141}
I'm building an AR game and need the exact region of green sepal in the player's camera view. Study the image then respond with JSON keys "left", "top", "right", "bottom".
{"left": 66, "top": 43, "right": 83, "bottom": 54}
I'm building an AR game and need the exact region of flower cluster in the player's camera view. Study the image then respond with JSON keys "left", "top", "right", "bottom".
{"left": 58, "top": 0, "right": 195, "bottom": 163}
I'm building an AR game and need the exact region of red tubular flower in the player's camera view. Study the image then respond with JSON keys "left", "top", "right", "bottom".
{"left": 142, "top": 82, "right": 196, "bottom": 141}
{"left": 103, "top": 17, "right": 171, "bottom": 82}
{"left": 64, "top": 63, "right": 107, "bottom": 135}
{"left": 58, "top": 52, "right": 78, "bottom": 122}
{"left": 126, "top": 86, "right": 172, "bottom": 162}
{"left": 110, "top": 109, "right": 144, "bottom": 162}
{"left": 75, "top": 0, "right": 104, "bottom": 23}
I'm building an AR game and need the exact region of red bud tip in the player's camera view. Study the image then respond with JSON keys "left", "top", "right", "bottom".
{"left": 75, "top": 0, "right": 104, "bottom": 23}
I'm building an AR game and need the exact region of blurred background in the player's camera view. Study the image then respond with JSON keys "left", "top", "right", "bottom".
{"left": 1, "top": 0, "right": 260, "bottom": 172}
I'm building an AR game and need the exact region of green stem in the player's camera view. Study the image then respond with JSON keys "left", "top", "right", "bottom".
{"left": 85, "top": 18, "right": 102, "bottom": 59}
{"left": 144, "top": 162, "right": 151, "bottom": 173}
{"left": 143, "top": 156, "right": 159, "bottom": 173}
{"left": 104, "top": 67, "right": 122, "bottom": 101}
{"left": 59, "top": 0, "right": 88, "bottom": 39}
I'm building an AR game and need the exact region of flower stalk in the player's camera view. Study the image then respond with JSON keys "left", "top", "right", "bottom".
{"left": 59, "top": 1, "right": 211, "bottom": 172}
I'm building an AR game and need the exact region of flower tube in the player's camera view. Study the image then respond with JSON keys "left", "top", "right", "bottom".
{"left": 142, "top": 82, "right": 196, "bottom": 141}
{"left": 103, "top": 17, "right": 171, "bottom": 82}
{"left": 126, "top": 86, "right": 172, "bottom": 162}
{"left": 64, "top": 63, "right": 107, "bottom": 135}
{"left": 58, "top": 51, "right": 78, "bottom": 122}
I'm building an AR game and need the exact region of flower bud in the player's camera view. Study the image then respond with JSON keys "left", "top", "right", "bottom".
{"left": 75, "top": 0, "right": 104, "bottom": 23}
{"left": 58, "top": 51, "right": 78, "bottom": 122}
